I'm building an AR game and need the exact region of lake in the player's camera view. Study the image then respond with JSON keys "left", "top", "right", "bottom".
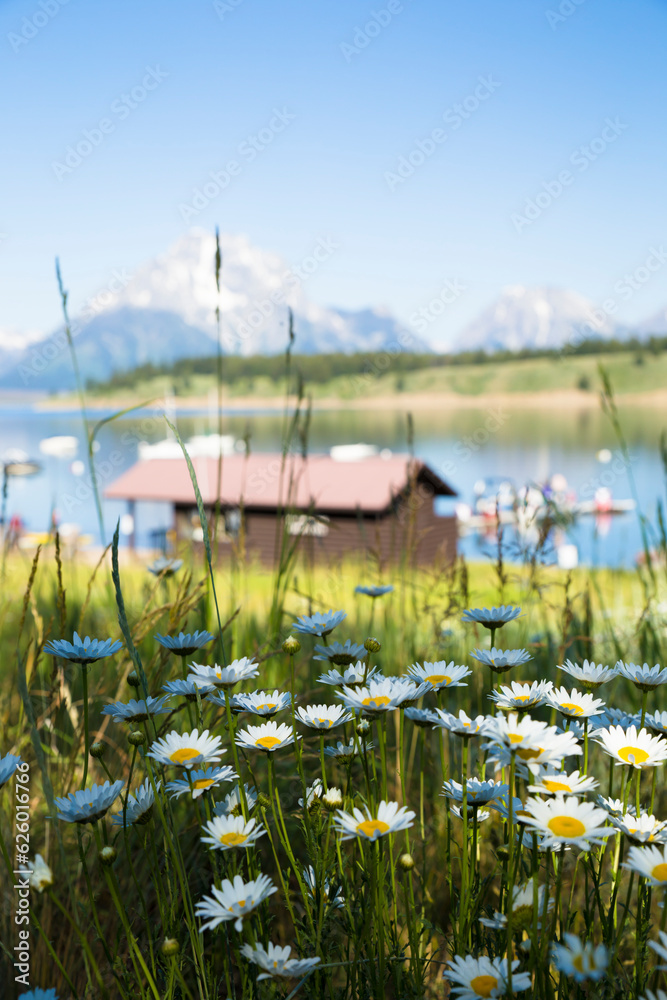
{"left": 1, "top": 399, "right": 664, "bottom": 568}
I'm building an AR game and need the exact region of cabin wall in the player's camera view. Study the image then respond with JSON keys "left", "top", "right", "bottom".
{"left": 174, "top": 499, "right": 457, "bottom": 565}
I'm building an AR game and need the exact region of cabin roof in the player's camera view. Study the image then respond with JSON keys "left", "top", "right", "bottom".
{"left": 104, "top": 452, "right": 456, "bottom": 514}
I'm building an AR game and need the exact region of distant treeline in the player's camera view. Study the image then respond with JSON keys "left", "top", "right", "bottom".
{"left": 86, "top": 333, "right": 667, "bottom": 392}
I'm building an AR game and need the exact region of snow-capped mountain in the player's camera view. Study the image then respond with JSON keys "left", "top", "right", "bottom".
{"left": 453, "top": 286, "right": 617, "bottom": 353}
{"left": 0, "top": 230, "right": 429, "bottom": 390}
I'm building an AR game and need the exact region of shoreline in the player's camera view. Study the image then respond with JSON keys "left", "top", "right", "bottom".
{"left": 18, "top": 387, "right": 667, "bottom": 413}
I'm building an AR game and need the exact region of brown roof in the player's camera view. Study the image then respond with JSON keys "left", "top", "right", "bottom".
{"left": 104, "top": 453, "right": 456, "bottom": 514}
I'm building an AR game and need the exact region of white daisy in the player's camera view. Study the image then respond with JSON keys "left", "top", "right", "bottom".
{"left": 54, "top": 780, "right": 125, "bottom": 824}
{"left": 195, "top": 874, "right": 276, "bottom": 932}
{"left": 522, "top": 796, "right": 612, "bottom": 850}
{"left": 166, "top": 765, "right": 237, "bottom": 800}
{"left": 201, "top": 814, "right": 265, "bottom": 851}
{"left": 296, "top": 704, "right": 353, "bottom": 730}
{"left": 609, "top": 812, "right": 667, "bottom": 845}
{"left": 483, "top": 713, "right": 582, "bottom": 772}
{"left": 112, "top": 778, "right": 158, "bottom": 826}
{"left": 545, "top": 686, "right": 606, "bottom": 719}
{"left": 406, "top": 661, "right": 472, "bottom": 690}
{"left": 317, "top": 662, "right": 379, "bottom": 686}
{"left": 299, "top": 779, "right": 323, "bottom": 809}
{"left": 645, "top": 710, "right": 667, "bottom": 737}
{"left": 489, "top": 680, "right": 552, "bottom": 711}
{"left": 235, "top": 721, "right": 296, "bottom": 753}
{"left": 624, "top": 844, "right": 667, "bottom": 886}
{"left": 434, "top": 710, "right": 490, "bottom": 738}
{"left": 649, "top": 929, "right": 667, "bottom": 970}
{"left": 479, "top": 881, "right": 552, "bottom": 931}
{"left": 18, "top": 854, "right": 53, "bottom": 893}
{"left": 188, "top": 657, "right": 259, "bottom": 689}
{"left": 442, "top": 778, "right": 508, "bottom": 806}
{"left": 147, "top": 729, "right": 225, "bottom": 769}
{"left": 337, "top": 677, "right": 426, "bottom": 714}
{"left": 559, "top": 659, "right": 617, "bottom": 689}
{"left": 528, "top": 769, "right": 598, "bottom": 797}
{"left": 233, "top": 689, "right": 292, "bottom": 717}
{"left": 323, "top": 737, "right": 374, "bottom": 758}
{"left": 101, "top": 696, "right": 172, "bottom": 723}
{"left": 239, "top": 942, "right": 320, "bottom": 981}
{"left": 335, "top": 800, "right": 415, "bottom": 842}
{"left": 213, "top": 783, "right": 258, "bottom": 817}
{"left": 551, "top": 933, "right": 608, "bottom": 983}
{"left": 596, "top": 796, "right": 635, "bottom": 818}
{"left": 303, "top": 865, "right": 345, "bottom": 909}
{"left": 444, "top": 954, "right": 531, "bottom": 998}
{"left": 404, "top": 707, "right": 440, "bottom": 728}
{"left": 461, "top": 605, "right": 521, "bottom": 628}
{"left": 616, "top": 661, "right": 667, "bottom": 691}
{"left": 593, "top": 725, "right": 667, "bottom": 769}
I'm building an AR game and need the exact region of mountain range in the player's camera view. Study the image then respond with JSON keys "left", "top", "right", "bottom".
{"left": 0, "top": 230, "right": 664, "bottom": 391}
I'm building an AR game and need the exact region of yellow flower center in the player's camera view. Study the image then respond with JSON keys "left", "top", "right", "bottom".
{"left": 193, "top": 778, "right": 215, "bottom": 790}
{"left": 469, "top": 974, "right": 499, "bottom": 997}
{"left": 256, "top": 736, "right": 281, "bottom": 750}
{"left": 514, "top": 695, "right": 530, "bottom": 703}
{"left": 317, "top": 718, "right": 333, "bottom": 727}
{"left": 170, "top": 748, "right": 200, "bottom": 764}
{"left": 560, "top": 702, "right": 584, "bottom": 716}
{"left": 357, "top": 819, "right": 390, "bottom": 838}
{"left": 651, "top": 863, "right": 667, "bottom": 881}
{"left": 508, "top": 733, "right": 523, "bottom": 744}
{"left": 618, "top": 745, "right": 650, "bottom": 765}
{"left": 542, "top": 779, "right": 571, "bottom": 793}
{"left": 425, "top": 674, "right": 447, "bottom": 685}
{"left": 362, "top": 695, "right": 390, "bottom": 707}
{"left": 548, "top": 815, "right": 586, "bottom": 838}
{"left": 237, "top": 898, "right": 246, "bottom": 908}
{"left": 573, "top": 955, "right": 584, "bottom": 973}
{"left": 219, "top": 832, "right": 247, "bottom": 847}
{"left": 517, "top": 746, "right": 542, "bottom": 761}
{"left": 256, "top": 703, "right": 277, "bottom": 713}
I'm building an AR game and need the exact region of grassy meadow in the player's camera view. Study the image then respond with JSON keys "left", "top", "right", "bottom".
{"left": 4, "top": 520, "right": 667, "bottom": 998}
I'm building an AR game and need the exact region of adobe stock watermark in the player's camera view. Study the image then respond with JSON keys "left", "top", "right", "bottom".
{"left": 222, "top": 236, "right": 339, "bottom": 352}
{"left": 18, "top": 267, "right": 132, "bottom": 384}
{"left": 568, "top": 245, "right": 667, "bottom": 348}
{"left": 511, "top": 117, "right": 628, "bottom": 233}
{"left": 384, "top": 76, "right": 501, "bottom": 191}
{"left": 178, "top": 108, "right": 296, "bottom": 223}
{"left": 213, "top": 0, "right": 244, "bottom": 19}
{"left": 8, "top": 0, "right": 70, "bottom": 54}
{"left": 340, "top": 0, "right": 414, "bottom": 62}
{"left": 408, "top": 278, "right": 467, "bottom": 335}
{"left": 51, "top": 66, "right": 169, "bottom": 180}
{"left": 545, "top": 0, "right": 588, "bottom": 31}
{"left": 13, "top": 760, "right": 31, "bottom": 989}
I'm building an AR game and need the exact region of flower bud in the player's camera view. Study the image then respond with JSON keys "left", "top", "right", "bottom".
{"left": 357, "top": 719, "right": 371, "bottom": 735}
{"left": 398, "top": 853, "right": 415, "bottom": 872}
{"left": 128, "top": 730, "right": 146, "bottom": 747}
{"left": 161, "top": 938, "right": 180, "bottom": 957}
{"left": 282, "top": 635, "right": 301, "bottom": 655}
{"left": 99, "top": 846, "right": 117, "bottom": 866}
{"left": 89, "top": 741, "right": 106, "bottom": 759}
{"left": 257, "top": 793, "right": 271, "bottom": 810}
{"left": 127, "top": 671, "right": 141, "bottom": 688}
{"left": 322, "top": 787, "right": 343, "bottom": 811}
{"left": 364, "top": 637, "right": 381, "bottom": 653}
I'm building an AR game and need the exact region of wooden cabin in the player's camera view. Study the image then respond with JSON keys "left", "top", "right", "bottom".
{"left": 104, "top": 451, "right": 458, "bottom": 565}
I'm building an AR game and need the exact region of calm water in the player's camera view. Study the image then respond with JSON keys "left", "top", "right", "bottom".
{"left": 1, "top": 401, "right": 664, "bottom": 568}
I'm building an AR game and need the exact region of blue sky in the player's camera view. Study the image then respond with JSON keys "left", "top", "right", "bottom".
{"left": 1, "top": 0, "right": 666, "bottom": 349}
